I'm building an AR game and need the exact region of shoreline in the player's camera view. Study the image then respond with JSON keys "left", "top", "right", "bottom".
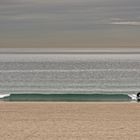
{"left": 0, "top": 101, "right": 137, "bottom": 104}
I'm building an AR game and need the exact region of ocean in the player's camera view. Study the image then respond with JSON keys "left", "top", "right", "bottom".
{"left": 0, "top": 52, "right": 140, "bottom": 102}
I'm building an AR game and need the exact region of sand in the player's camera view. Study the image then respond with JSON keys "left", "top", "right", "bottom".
{"left": 0, "top": 102, "right": 140, "bottom": 140}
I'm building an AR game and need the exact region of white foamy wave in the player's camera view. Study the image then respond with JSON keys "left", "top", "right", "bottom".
{"left": 128, "top": 94, "right": 137, "bottom": 100}
{"left": 0, "top": 94, "right": 10, "bottom": 99}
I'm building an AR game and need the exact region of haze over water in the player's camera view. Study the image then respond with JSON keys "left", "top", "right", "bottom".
{"left": 0, "top": 0, "right": 140, "bottom": 48}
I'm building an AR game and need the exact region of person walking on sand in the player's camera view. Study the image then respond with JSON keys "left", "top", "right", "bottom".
{"left": 137, "top": 92, "right": 140, "bottom": 102}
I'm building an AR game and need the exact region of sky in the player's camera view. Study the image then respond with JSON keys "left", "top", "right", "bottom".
{"left": 0, "top": 0, "right": 140, "bottom": 48}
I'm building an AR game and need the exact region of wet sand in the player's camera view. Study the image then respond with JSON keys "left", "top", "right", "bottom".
{"left": 0, "top": 102, "right": 140, "bottom": 140}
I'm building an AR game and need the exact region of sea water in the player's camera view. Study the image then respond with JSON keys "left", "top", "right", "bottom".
{"left": 0, "top": 53, "right": 140, "bottom": 101}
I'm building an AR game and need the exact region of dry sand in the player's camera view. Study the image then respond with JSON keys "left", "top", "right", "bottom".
{"left": 0, "top": 102, "right": 140, "bottom": 140}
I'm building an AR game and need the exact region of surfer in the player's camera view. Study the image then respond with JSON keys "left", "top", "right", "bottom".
{"left": 137, "top": 92, "right": 140, "bottom": 102}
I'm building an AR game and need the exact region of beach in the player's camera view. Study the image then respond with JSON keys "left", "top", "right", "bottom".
{"left": 0, "top": 102, "right": 139, "bottom": 140}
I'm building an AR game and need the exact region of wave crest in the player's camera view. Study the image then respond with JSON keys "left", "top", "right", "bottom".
{"left": 0, "top": 94, "right": 10, "bottom": 99}
{"left": 128, "top": 94, "right": 137, "bottom": 100}
{"left": 0, "top": 93, "right": 132, "bottom": 102}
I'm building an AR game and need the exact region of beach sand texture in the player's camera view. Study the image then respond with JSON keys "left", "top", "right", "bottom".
{"left": 0, "top": 102, "right": 140, "bottom": 140}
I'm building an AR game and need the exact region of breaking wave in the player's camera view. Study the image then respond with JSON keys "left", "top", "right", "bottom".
{"left": 0, "top": 93, "right": 134, "bottom": 102}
